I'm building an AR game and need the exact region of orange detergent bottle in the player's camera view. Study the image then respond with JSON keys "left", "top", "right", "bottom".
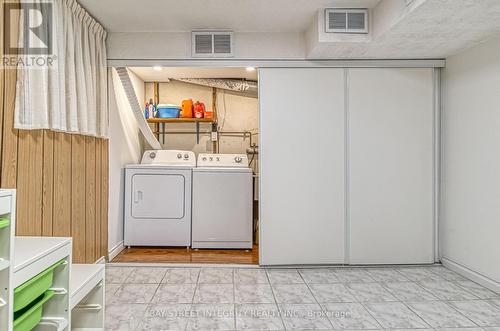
{"left": 181, "top": 99, "right": 193, "bottom": 118}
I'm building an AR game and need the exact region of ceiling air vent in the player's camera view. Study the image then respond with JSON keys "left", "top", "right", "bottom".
{"left": 325, "top": 9, "right": 368, "bottom": 34}
{"left": 192, "top": 31, "right": 233, "bottom": 57}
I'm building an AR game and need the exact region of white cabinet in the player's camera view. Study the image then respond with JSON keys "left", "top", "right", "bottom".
{"left": 14, "top": 237, "right": 72, "bottom": 331}
{"left": 0, "top": 190, "right": 15, "bottom": 331}
{"left": 347, "top": 68, "right": 435, "bottom": 264}
{"left": 1, "top": 191, "right": 105, "bottom": 330}
{"left": 259, "top": 68, "right": 346, "bottom": 265}
{"left": 258, "top": 67, "right": 436, "bottom": 265}
{"left": 70, "top": 264, "right": 105, "bottom": 331}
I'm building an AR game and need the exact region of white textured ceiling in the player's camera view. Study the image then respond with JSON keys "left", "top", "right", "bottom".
{"left": 81, "top": 0, "right": 500, "bottom": 59}
{"left": 79, "top": 0, "right": 381, "bottom": 32}
{"left": 130, "top": 67, "right": 258, "bottom": 81}
{"left": 310, "top": 0, "right": 500, "bottom": 58}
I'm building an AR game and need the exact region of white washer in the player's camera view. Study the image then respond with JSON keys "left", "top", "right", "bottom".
{"left": 124, "top": 150, "right": 195, "bottom": 247}
{"left": 192, "top": 153, "right": 253, "bottom": 249}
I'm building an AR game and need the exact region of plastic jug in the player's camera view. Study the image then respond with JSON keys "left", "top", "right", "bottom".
{"left": 194, "top": 101, "right": 205, "bottom": 119}
{"left": 181, "top": 99, "right": 193, "bottom": 118}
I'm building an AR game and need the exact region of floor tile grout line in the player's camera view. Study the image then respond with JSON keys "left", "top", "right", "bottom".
{"left": 442, "top": 300, "right": 496, "bottom": 328}
{"left": 378, "top": 279, "right": 441, "bottom": 302}
{"left": 107, "top": 284, "right": 496, "bottom": 305}
{"left": 407, "top": 279, "right": 442, "bottom": 301}
{"left": 402, "top": 298, "right": 473, "bottom": 329}
{"left": 337, "top": 280, "right": 386, "bottom": 329}
{"left": 265, "top": 268, "right": 287, "bottom": 330}
{"left": 363, "top": 266, "right": 413, "bottom": 283}
{"left": 361, "top": 300, "right": 432, "bottom": 330}
{"left": 355, "top": 301, "right": 385, "bottom": 329}
{"left": 297, "top": 269, "right": 336, "bottom": 329}
{"left": 232, "top": 268, "right": 237, "bottom": 330}
{"left": 451, "top": 279, "right": 493, "bottom": 300}
{"left": 157, "top": 266, "right": 169, "bottom": 284}
{"left": 415, "top": 279, "right": 482, "bottom": 301}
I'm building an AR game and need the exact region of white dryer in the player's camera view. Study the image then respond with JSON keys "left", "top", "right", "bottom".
{"left": 192, "top": 153, "right": 253, "bottom": 249}
{"left": 124, "top": 150, "right": 195, "bottom": 247}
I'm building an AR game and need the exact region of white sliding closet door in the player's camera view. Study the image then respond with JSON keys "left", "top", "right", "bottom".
{"left": 348, "top": 68, "right": 434, "bottom": 264}
{"left": 259, "top": 68, "right": 345, "bottom": 265}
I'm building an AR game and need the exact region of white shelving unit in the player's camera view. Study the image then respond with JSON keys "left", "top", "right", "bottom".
{"left": 2, "top": 190, "right": 105, "bottom": 331}
{"left": 14, "top": 236, "right": 72, "bottom": 331}
{"left": 0, "top": 189, "right": 16, "bottom": 331}
{"left": 70, "top": 264, "right": 105, "bottom": 331}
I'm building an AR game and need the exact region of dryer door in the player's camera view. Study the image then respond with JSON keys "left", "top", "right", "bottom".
{"left": 131, "top": 173, "right": 185, "bottom": 219}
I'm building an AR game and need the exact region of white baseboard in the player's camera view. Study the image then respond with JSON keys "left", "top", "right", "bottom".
{"left": 95, "top": 256, "right": 106, "bottom": 264}
{"left": 108, "top": 241, "right": 125, "bottom": 261}
{"left": 106, "top": 262, "right": 259, "bottom": 268}
{"left": 441, "top": 256, "right": 500, "bottom": 294}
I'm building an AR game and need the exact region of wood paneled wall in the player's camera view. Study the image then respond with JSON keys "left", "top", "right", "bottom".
{"left": 1, "top": 1, "right": 109, "bottom": 263}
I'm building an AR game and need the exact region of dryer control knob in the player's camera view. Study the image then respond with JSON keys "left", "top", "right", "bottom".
{"left": 177, "top": 153, "right": 182, "bottom": 159}
{"left": 184, "top": 154, "right": 189, "bottom": 159}
{"left": 235, "top": 156, "right": 242, "bottom": 163}
{"left": 202, "top": 157, "right": 207, "bottom": 161}
{"left": 209, "top": 157, "right": 213, "bottom": 161}
{"left": 149, "top": 152, "right": 156, "bottom": 159}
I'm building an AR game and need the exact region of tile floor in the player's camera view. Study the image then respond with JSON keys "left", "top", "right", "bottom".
{"left": 104, "top": 265, "right": 500, "bottom": 331}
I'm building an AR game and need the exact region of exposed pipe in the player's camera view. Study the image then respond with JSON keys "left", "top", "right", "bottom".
{"left": 115, "top": 67, "right": 162, "bottom": 150}
{"left": 173, "top": 78, "right": 258, "bottom": 98}
{"left": 151, "top": 130, "right": 259, "bottom": 152}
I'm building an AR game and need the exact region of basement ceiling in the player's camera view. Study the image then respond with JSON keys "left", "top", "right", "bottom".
{"left": 82, "top": 0, "right": 500, "bottom": 59}
{"left": 79, "top": 0, "right": 381, "bottom": 32}
{"left": 310, "top": 0, "right": 500, "bottom": 58}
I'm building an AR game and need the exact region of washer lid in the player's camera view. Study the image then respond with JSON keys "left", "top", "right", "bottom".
{"left": 141, "top": 150, "right": 196, "bottom": 167}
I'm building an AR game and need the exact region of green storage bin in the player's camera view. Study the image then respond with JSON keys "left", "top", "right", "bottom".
{"left": 14, "top": 259, "right": 65, "bottom": 312}
{"left": 13, "top": 290, "right": 55, "bottom": 331}
{"left": 0, "top": 218, "right": 9, "bottom": 229}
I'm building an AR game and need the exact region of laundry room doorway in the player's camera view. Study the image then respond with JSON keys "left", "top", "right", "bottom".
{"left": 110, "top": 66, "right": 260, "bottom": 265}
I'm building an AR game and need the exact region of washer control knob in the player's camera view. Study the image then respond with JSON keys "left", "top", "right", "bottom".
{"left": 209, "top": 157, "right": 213, "bottom": 161}
{"left": 177, "top": 153, "right": 182, "bottom": 159}
{"left": 149, "top": 152, "right": 156, "bottom": 159}
{"left": 235, "top": 156, "right": 242, "bottom": 163}
{"left": 202, "top": 157, "right": 207, "bottom": 161}
{"left": 184, "top": 154, "right": 189, "bottom": 159}
{"left": 216, "top": 157, "right": 220, "bottom": 161}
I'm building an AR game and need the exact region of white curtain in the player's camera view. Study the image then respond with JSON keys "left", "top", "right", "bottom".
{"left": 14, "top": 0, "right": 108, "bottom": 137}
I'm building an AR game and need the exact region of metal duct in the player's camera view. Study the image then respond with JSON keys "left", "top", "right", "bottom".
{"left": 174, "top": 78, "right": 258, "bottom": 98}
{"left": 115, "top": 67, "right": 162, "bottom": 150}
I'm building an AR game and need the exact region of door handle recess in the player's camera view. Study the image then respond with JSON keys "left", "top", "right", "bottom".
{"left": 134, "top": 190, "right": 143, "bottom": 203}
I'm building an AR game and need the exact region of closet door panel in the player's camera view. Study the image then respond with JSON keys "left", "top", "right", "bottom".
{"left": 348, "top": 68, "right": 434, "bottom": 264}
{"left": 259, "top": 68, "right": 345, "bottom": 265}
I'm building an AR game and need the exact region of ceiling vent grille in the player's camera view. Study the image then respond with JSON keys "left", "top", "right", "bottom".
{"left": 325, "top": 9, "right": 368, "bottom": 34}
{"left": 192, "top": 31, "right": 233, "bottom": 57}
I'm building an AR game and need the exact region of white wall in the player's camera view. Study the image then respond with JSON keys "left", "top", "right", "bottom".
{"left": 144, "top": 81, "right": 259, "bottom": 171}
{"left": 108, "top": 32, "right": 305, "bottom": 60}
{"left": 441, "top": 35, "right": 500, "bottom": 291}
{"left": 108, "top": 68, "right": 144, "bottom": 258}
